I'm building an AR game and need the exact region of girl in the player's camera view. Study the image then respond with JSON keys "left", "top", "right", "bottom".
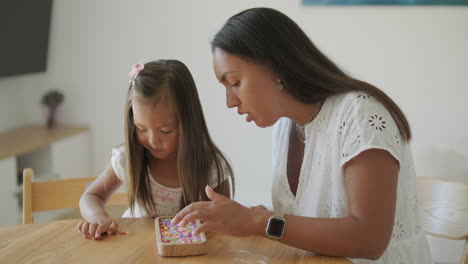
{"left": 172, "top": 7, "right": 432, "bottom": 263}
{"left": 78, "top": 59, "right": 234, "bottom": 240}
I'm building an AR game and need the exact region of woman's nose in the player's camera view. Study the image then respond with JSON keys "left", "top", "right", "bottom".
{"left": 226, "top": 88, "right": 240, "bottom": 109}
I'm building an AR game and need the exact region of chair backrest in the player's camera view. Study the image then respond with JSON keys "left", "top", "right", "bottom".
{"left": 23, "top": 168, "right": 127, "bottom": 224}
{"left": 416, "top": 176, "right": 468, "bottom": 264}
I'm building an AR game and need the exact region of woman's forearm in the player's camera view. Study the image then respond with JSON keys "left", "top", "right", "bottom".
{"left": 252, "top": 211, "right": 390, "bottom": 260}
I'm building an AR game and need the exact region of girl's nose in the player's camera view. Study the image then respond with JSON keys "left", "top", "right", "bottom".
{"left": 148, "top": 132, "right": 159, "bottom": 149}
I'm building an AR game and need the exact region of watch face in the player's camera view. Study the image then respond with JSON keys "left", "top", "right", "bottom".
{"left": 267, "top": 217, "right": 285, "bottom": 237}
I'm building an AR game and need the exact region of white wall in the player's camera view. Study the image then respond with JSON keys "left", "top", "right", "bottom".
{"left": 1, "top": 0, "right": 467, "bottom": 262}
{"left": 0, "top": 75, "right": 44, "bottom": 132}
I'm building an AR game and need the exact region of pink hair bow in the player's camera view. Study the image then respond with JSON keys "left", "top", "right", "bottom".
{"left": 128, "top": 58, "right": 145, "bottom": 84}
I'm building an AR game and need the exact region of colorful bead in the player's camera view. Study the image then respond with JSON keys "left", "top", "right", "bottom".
{"left": 159, "top": 218, "right": 202, "bottom": 244}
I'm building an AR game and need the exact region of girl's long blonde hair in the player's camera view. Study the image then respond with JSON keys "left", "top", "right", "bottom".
{"left": 124, "top": 59, "right": 234, "bottom": 216}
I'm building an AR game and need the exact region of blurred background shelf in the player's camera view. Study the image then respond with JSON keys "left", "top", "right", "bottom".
{"left": 0, "top": 124, "right": 91, "bottom": 227}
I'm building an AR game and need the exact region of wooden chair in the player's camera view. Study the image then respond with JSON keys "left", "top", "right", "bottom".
{"left": 416, "top": 176, "right": 468, "bottom": 264}
{"left": 23, "top": 168, "right": 127, "bottom": 224}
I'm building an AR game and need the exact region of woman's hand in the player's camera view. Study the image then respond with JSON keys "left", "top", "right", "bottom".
{"left": 250, "top": 205, "right": 267, "bottom": 211}
{"left": 172, "top": 185, "right": 271, "bottom": 237}
{"left": 77, "top": 216, "right": 118, "bottom": 240}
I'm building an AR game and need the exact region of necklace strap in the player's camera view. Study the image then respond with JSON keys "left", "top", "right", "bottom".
{"left": 295, "top": 102, "right": 323, "bottom": 143}
{"left": 296, "top": 102, "right": 323, "bottom": 129}
{"left": 295, "top": 124, "right": 307, "bottom": 143}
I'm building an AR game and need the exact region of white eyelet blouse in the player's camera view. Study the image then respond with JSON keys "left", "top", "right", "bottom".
{"left": 271, "top": 92, "right": 432, "bottom": 263}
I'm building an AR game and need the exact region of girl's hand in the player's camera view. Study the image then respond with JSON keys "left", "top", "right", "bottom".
{"left": 171, "top": 186, "right": 271, "bottom": 237}
{"left": 77, "top": 216, "right": 118, "bottom": 240}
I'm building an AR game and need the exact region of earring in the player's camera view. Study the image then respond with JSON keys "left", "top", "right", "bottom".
{"left": 276, "top": 79, "right": 284, "bottom": 92}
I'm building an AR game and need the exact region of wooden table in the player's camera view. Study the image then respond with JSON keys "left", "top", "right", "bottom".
{"left": 0, "top": 218, "right": 350, "bottom": 263}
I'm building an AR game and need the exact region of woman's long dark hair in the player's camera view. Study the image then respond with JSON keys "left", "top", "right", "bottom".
{"left": 211, "top": 7, "right": 411, "bottom": 141}
{"left": 125, "top": 60, "right": 234, "bottom": 216}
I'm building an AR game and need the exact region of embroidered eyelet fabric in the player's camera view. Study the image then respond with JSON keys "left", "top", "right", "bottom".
{"left": 271, "top": 92, "right": 432, "bottom": 263}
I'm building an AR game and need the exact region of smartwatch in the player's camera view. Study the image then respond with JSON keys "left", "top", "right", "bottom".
{"left": 265, "top": 209, "right": 286, "bottom": 240}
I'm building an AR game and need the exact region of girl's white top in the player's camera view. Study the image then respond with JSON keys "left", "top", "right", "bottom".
{"left": 272, "top": 92, "right": 432, "bottom": 263}
{"left": 111, "top": 145, "right": 229, "bottom": 218}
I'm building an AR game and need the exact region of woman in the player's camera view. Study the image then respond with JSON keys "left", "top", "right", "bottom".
{"left": 172, "top": 7, "right": 431, "bottom": 263}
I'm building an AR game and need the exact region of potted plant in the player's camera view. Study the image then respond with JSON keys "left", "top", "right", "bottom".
{"left": 41, "top": 90, "right": 64, "bottom": 129}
